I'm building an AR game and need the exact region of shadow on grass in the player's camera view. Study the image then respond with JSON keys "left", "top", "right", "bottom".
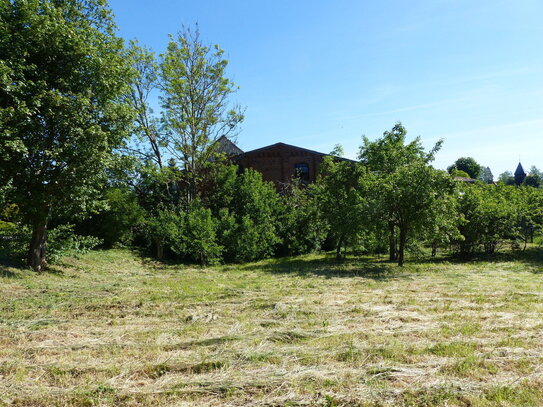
{"left": 0, "top": 256, "right": 23, "bottom": 278}
{"left": 0, "top": 255, "right": 66, "bottom": 277}
{"left": 239, "top": 255, "right": 407, "bottom": 280}
{"left": 239, "top": 245, "right": 543, "bottom": 279}
{"left": 385, "top": 246, "right": 543, "bottom": 274}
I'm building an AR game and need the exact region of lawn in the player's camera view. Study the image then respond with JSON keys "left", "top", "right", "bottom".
{"left": 1, "top": 249, "right": 542, "bottom": 406}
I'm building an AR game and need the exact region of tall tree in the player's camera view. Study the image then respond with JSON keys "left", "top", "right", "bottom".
{"left": 0, "top": 0, "right": 132, "bottom": 271}
{"left": 479, "top": 166, "right": 494, "bottom": 184}
{"left": 316, "top": 157, "right": 373, "bottom": 260}
{"left": 160, "top": 26, "right": 244, "bottom": 206}
{"left": 125, "top": 41, "right": 163, "bottom": 168}
{"left": 447, "top": 157, "right": 483, "bottom": 179}
{"left": 358, "top": 122, "right": 442, "bottom": 262}
{"left": 379, "top": 163, "right": 456, "bottom": 266}
{"left": 498, "top": 171, "right": 515, "bottom": 186}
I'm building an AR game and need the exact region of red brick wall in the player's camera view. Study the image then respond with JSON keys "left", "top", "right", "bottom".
{"left": 235, "top": 144, "right": 325, "bottom": 187}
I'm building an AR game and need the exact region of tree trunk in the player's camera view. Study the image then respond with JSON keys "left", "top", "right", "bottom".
{"left": 27, "top": 221, "right": 48, "bottom": 272}
{"left": 388, "top": 221, "right": 397, "bottom": 261}
{"left": 155, "top": 239, "right": 164, "bottom": 260}
{"left": 431, "top": 242, "right": 437, "bottom": 257}
{"left": 398, "top": 227, "right": 407, "bottom": 267}
{"left": 336, "top": 234, "right": 345, "bottom": 260}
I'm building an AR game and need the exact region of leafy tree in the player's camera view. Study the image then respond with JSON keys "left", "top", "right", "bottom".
{"left": 178, "top": 203, "right": 222, "bottom": 265}
{"left": 498, "top": 171, "right": 515, "bottom": 186}
{"left": 378, "top": 162, "right": 456, "bottom": 266}
{"left": 508, "top": 186, "right": 543, "bottom": 249}
{"left": 205, "top": 165, "right": 281, "bottom": 262}
{"left": 449, "top": 168, "right": 471, "bottom": 178}
{"left": 142, "top": 207, "right": 181, "bottom": 260}
{"left": 0, "top": 0, "right": 132, "bottom": 271}
{"left": 316, "top": 158, "right": 372, "bottom": 259}
{"left": 279, "top": 182, "right": 329, "bottom": 256}
{"left": 329, "top": 144, "right": 344, "bottom": 157}
{"left": 424, "top": 192, "right": 463, "bottom": 257}
{"left": 358, "top": 122, "right": 442, "bottom": 263}
{"left": 447, "top": 157, "right": 483, "bottom": 179}
{"left": 455, "top": 184, "right": 517, "bottom": 254}
{"left": 125, "top": 41, "right": 164, "bottom": 168}
{"left": 160, "top": 26, "right": 244, "bottom": 205}
{"left": 479, "top": 166, "right": 494, "bottom": 184}
{"left": 522, "top": 166, "right": 542, "bottom": 188}
{"left": 81, "top": 187, "right": 145, "bottom": 247}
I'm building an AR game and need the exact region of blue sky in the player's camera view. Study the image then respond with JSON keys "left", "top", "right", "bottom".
{"left": 109, "top": 0, "right": 543, "bottom": 176}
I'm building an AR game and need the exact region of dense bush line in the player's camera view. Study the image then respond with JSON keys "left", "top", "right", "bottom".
{"left": 3, "top": 123, "right": 542, "bottom": 267}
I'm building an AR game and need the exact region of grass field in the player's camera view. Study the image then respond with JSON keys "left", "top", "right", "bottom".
{"left": 1, "top": 249, "right": 542, "bottom": 406}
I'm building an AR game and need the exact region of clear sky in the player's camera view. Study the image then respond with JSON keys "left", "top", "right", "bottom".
{"left": 108, "top": 0, "right": 543, "bottom": 177}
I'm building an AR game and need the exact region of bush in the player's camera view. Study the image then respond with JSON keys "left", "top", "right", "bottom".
{"left": 177, "top": 204, "right": 222, "bottom": 265}
{"left": 278, "top": 183, "right": 328, "bottom": 256}
{"left": 0, "top": 223, "right": 101, "bottom": 265}
{"left": 47, "top": 225, "right": 103, "bottom": 263}
{"left": 207, "top": 166, "right": 282, "bottom": 262}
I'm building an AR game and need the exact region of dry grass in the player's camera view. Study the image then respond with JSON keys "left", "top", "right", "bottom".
{"left": 1, "top": 249, "right": 542, "bottom": 406}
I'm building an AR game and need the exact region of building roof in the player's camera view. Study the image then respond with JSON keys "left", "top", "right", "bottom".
{"left": 214, "top": 136, "right": 244, "bottom": 156}
{"left": 515, "top": 162, "right": 526, "bottom": 176}
{"left": 234, "top": 142, "right": 355, "bottom": 162}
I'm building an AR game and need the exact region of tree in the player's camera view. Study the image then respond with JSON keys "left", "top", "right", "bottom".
{"left": 316, "top": 158, "right": 372, "bottom": 260}
{"left": 160, "top": 26, "right": 244, "bottom": 206}
{"left": 329, "top": 144, "right": 344, "bottom": 157}
{"left": 479, "top": 166, "right": 494, "bottom": 184}
{"left": 0, "top": 0, "right": 132, "bottom": 271}
{"left": 447, "top": 157, "right": 483, "bottom": 179}
{"left": 279, "top": 182, "right": 329, "bottom": 256}
{"left": 125, "top": 41, "right": 164, "bottom": 168}
{"left": 206, "top": 165, "right": 282, "bottom": 262}
{"left": 380, "top": 163, "right": 456, "bottom": 266}
{"left": 523, "top": 166, "right": 542, "bottom": 188}
{"left": 358, "top": 122, "right": 442, "bottom": 263}
{"left": 498, "top": 171, "right": 515, "bottom": 186}
{"left": 455, "top": 184, "right": 517, "bottom": 255}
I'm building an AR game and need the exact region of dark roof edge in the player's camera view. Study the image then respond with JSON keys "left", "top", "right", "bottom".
{"left": 234, "top": 142, "right": 356, "bottom": 162}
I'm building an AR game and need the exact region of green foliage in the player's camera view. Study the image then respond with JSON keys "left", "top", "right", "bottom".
{"left": 498, "top": 171, "right": 516, "bottom": 186}
{"left": 125, "top": 40, "right": 164, "bottom": 168}
{"left": 179, "top": 203, "right": 222, "bottom": 265}
{"left": 316, "top": 158, "right": 372, "bottom": 259}
{"left": 449, "top": 168, "right": 470, "bottom": 178}
{"left": 479, "top": 166, "right": 494, "bottom": 183}
{"left": 85, "top": 188, "right": 145, "bottom": 247}
{"left": 329, "top": 144, "right": 344, "bottom": 157}
{"left": 207, "top": 166, "right": 281, "bottom": 262}
{"left": 142, "top": 207, "right": 181, "bottom": 260}
{"left": 522, "top": 167, "right": 542, "bottom": 188}
{"left": 0, "top": 223, "right": 101, "bottom": 265}
{"left": 447, "top": 157, "right": 483, "bottom": 179}
{"left": 160, "top": 26, "right": 244, "bottom": 204}
{"left": 224, "top": 169, "right": 281, "bottom": 262}
{"left": 455, "top": 184, "right": 518, "bottom": 254}
{"left": 359, "top": 122, "right": 451, "bottom": 265}
{"left": 47, "top": 225, "right": 103, "bottom": 264}
{"left": 278, "top": 183, "right": 329, "bottom": 256}
{"left": 359, "top": 122, "right": 439, "bottom": 173}
{"left": 0, "top": 222, "right": 29, "bottom": 262}
{"left": 0, "top": 0, "right": 133, "bottom": 270}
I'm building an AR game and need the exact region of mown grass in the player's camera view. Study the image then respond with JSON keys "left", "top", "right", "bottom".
{"left": 0, "top": 249, "right": 542, "bottom": 406}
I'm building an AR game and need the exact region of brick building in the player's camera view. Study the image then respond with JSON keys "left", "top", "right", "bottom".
{"left": 231, "top": 141, "right": 352, "bottom": 189}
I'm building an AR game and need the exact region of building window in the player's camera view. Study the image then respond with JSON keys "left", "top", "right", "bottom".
{"left": 294, "top": 162, "right": 310, "bottom": 182}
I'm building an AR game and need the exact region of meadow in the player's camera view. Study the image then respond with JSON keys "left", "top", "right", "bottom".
{"left": 1, "top": 249, "right": 542, "bottom": 406}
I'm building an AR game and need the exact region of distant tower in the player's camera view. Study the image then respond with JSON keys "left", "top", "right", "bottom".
{"left": 514, "top": 162, "right": 526, "bottom": 186}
